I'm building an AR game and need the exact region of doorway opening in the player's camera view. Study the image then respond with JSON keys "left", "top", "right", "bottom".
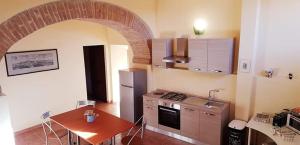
{"left": 83, "top": 45, "right": 107, "bottom": 102}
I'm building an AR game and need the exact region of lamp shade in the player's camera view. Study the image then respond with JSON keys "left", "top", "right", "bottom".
{"left": 193, "top": 19, "right": 207, "bottom": 35}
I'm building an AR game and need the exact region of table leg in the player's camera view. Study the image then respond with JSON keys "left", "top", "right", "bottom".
{"left": 113, "top": 136, "right": 115, "bottom": 145}
{"left": 77, "top": 135, "right": 81, "bottom": 145}
{"left": 68, "top": 130, "right": 72, "bottom": 145}
{"left": 248, "top": 128, "right": 251, "bottom": 145}
{"left": 110, "top": 136, "right": 115, "bottom": 145}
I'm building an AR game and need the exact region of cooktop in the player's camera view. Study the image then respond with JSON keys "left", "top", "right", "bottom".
{"left": 160, "top": 92, "right": 187, "bottom": 101}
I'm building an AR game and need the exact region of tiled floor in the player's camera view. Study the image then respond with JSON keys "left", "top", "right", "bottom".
{"left": 15, "top": 102, "right": 192, "bottom": 145}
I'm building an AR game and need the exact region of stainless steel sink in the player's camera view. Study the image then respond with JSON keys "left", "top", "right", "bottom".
{"left": 204, "top": 101, "right": 225, "bottom": 108}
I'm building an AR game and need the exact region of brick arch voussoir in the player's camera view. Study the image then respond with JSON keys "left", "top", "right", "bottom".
{"left": 0, "top": 0, "right": 153, "bottom": 64}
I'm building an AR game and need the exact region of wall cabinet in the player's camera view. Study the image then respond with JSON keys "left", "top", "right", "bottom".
{"left": 180, "top": 104, "right": 200, "bottom": 140}
{"left": 188, "top": 39, "right": 208, "bottom": 72}
{"left": 151, "top": 39, "right": 173, "bottom": 68}
{"left": 188, "top": 38, "right": 234, "bottom": 74}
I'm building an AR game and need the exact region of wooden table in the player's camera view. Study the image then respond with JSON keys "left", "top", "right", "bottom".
{"left": 51, "top": 106, "right": 134, "bottom": 145}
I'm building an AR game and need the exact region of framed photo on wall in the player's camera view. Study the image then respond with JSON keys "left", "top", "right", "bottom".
{"left": 5, "top": 49, "right": 59, "bottom": 76}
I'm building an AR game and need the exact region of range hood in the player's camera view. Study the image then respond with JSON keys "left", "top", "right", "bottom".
{"left": 162, "top": 38, "right": 190, "bottom": 63}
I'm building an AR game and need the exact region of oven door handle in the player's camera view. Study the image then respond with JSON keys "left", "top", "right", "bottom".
{"left": 160, "top": 107, "right": 177, "bottom": 113}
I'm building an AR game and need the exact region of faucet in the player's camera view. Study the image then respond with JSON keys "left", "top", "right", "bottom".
{"left": 208, "top": 89, "right": 223, "bottom": 102}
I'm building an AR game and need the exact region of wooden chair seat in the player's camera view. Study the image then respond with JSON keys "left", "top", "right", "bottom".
{"left": 121, "top": 135, "right": 143, "bottom": 145}
{"left": 48, "top": 129, "right": 68, "bottom": 139}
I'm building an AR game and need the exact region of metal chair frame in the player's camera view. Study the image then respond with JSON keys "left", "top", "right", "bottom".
{"left": 76, "top": 100, "right": 96, "bottom": 108}
{"left": 41, "top": 111, "right": 65, "bottom": 145}
{"left": 124, "top": 116, "right": 145, "bottom": 145}
{"left": 73, "top": 100, "right": 96, "bottom": 144}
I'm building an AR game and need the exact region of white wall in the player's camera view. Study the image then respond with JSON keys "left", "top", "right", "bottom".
{"left": 156, "top": 0, "right": 241, "bottom": 38}
{"left": 0, "top": 95, "right": 15, "bottom": 145}
{"left": 0, "top": 20, "right": 110, "bottom": 131}
{"left": 235, "top": 0, "right": 300, "bottom": 119}
{"left": 253, "top": 0, "right": 300, "bottom": 113}
{"left": 110, "top": 45, "right": 129, "bottom": 103}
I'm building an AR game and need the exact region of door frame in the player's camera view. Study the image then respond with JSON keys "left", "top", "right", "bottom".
{"left": 83, "top": 44, "right": 113, "bottom": 103}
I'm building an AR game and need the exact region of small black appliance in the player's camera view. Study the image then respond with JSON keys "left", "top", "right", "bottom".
{"left": 273, "top": 111, "right": 288, "bottom": 127}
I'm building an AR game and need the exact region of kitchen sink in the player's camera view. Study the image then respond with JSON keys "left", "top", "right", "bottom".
{"left": 204, "top": 101, "right": 225, "bottom": 108}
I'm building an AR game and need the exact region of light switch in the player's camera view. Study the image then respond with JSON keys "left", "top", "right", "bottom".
{"left": 239, "top": 59, "right": 251, "bottom": 73}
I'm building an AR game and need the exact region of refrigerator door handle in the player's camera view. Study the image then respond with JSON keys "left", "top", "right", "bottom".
{"left": 121, "top": 84, "right": 133, "bottom": 88}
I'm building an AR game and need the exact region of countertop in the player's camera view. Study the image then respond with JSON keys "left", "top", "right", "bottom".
{"left": 247, "top": 117, "right": 300, "bottom": 145}
{"left": 144, "top": 89, "right": 229, "bottom": 112}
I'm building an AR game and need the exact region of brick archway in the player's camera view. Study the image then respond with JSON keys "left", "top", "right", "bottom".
{"left": 0, "top": 0, "right": 153, "bottom": 64}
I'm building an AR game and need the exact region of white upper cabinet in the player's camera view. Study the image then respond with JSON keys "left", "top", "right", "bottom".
{"left": 188, "top": 38, "right": 234, "bottom": 74}
{"left": 188, "top": 39, "right": 208, "bottom": 72}
{"left": 152, "top": 39, "right": 173, "bottom": 68}
{"left": 207, "top": 39, "right": 234, "bottom": 74}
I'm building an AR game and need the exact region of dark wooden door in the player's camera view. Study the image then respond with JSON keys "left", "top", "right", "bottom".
{"left": 83, "top": 45, "right": 107, "bottom": 102}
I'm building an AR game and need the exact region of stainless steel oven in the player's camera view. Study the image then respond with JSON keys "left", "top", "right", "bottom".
{"left": 158, "top": 101, "right": 180, "bottom": 130}
{"left": 287, "top": 114, "right": 300, "bottom": 134}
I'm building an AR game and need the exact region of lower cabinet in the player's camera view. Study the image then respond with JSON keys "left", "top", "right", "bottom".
{"left": 143, "top": 96, "right": 229, "bottom": 145}
{"left": 143, "top": 96, "right": 158, "bottom": 127}
{"left": 181, "top": 106, "right": 225, "bottom": 145}
{"left": 180, "top": 105, "right": 200, "bottom": 140}
{"left": 143, "top": 104, "right": 158, "bottom": 128}
{"left": 199, "top": 110, "right": 222, "bottom": 145}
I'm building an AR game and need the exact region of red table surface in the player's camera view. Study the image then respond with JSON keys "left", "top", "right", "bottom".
{"left": 51, "top": 106, "right": 134, "bottom": 145}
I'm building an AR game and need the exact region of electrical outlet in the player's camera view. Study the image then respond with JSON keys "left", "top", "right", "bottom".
{"left": 239, "top": 59, "right": 251, "bottom": 73}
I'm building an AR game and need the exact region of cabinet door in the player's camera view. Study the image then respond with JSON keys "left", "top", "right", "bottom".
{"left": 181, "top": 105, "right": 200, "bottom": 139}
{"left": 207, "top": 39, "right": 233, "bottom": 74}
{"left": 143, "top": 104, "right": 158, "bottom": 127}
{"left": 152, "top": 39, "right": 172, "bottom": 68}
{"left": 199, "top": 109, "right": 222, "bottom": 145}
{"left": 188, "top": 39, "right": 208, "bottom": 72}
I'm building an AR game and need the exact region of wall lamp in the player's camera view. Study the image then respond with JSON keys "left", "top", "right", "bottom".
{"left": 193, "top": 18, "right": 208, "bottom": 35}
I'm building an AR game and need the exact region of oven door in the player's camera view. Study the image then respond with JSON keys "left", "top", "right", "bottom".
{"left": 287, "top": 114, "right": 300, "bottom": 134}
{"left": 158, "top": 105, "right": 180, "bottom": 130}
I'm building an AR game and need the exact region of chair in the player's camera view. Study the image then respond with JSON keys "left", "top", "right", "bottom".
{"left": 121, "top": 116, "right": 145, "bottom": 145}
{"left": 76, "top": 100, "right": 96, "bottom": 108}
{"left": 41, "top": 111, "right": 68, "bottom": 145}
{"left": 74, "top": 100, "right": 96, "bottom": 144}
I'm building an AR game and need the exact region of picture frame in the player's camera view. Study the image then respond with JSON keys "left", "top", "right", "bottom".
{"left": 5, "top": 49, "right": 59, "bottom": 76}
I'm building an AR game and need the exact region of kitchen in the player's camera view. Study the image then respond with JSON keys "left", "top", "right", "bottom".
{"left": 1, "top": 0, "right": 300, "bottom": 145}
{"left": 118, "top": 32, "right": 300, "bottom": 144}
{"left": 119, "top": 37, "right": 233, "bottom": 145}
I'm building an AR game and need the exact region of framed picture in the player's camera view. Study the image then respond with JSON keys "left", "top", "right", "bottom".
{"left": 5, "top": 49, "right": 59, "bottom": 76}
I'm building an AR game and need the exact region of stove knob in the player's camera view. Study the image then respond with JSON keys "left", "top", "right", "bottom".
{"left": 171, "top": 104, "right": 174, "bottom": 108}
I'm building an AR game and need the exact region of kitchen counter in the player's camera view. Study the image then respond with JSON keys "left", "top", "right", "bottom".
{"left": 182, "top": 96, "right": 207, "bottom": 106}
{"left": 247, "top": 117, "right": 300, "bottom": 145}
{"left": 144, "top": 89, "right": 230, "bottom": 113}
{"left": 143, "top": 89, "right": 168, "bottom": 99}
{"left": 143, "top": 89, "right": 230, "bottom": 145}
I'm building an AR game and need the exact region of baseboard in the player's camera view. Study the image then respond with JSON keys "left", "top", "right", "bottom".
{"left": 14, "top": 124, "right": 42, "bottom": 136}
{"left": 145, "top": 125, "right": 206, "bottom": 145}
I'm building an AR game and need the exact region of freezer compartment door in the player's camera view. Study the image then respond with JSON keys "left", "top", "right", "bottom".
{"left": 120, "top": 86, "right": 134, "bottom": 123}
{"left": 119, "top": 70, "right": 134, "bottom": 87}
